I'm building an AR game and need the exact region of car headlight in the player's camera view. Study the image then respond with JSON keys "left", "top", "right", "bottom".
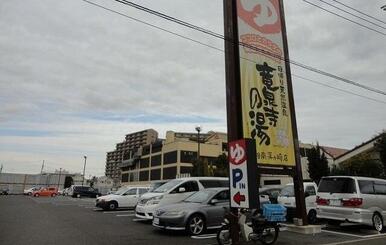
{"left": 145, "top": 196, "right": 163, "bottom": 205}
{"left": 163, "top": 210, "right": 186, "bottom": 216}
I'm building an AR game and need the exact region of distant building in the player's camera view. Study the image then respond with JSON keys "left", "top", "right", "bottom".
{"left": 334, "top": 132, "right": 384, "bottom": 166}
{"left": 259, "top": 142, "right": 348, "bottom": 186}
{"left": 105, "top": 129, "right": 158, "bottom": 185}
{"left": 120, "top": 130, "right": 227, "bottom": 186}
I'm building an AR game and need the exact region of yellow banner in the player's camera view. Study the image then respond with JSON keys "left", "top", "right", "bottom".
{"left": 237, "top": 0, "right": 295, "bottom": 166}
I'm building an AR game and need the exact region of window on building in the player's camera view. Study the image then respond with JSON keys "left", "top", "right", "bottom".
{"left": 150, "top": 169, "right": 161, "bottom": 181}
{"left": 151, "top": 154, "right": 161, "bottom": 167}
{"left": 139, "top": 170, "right": 149, "bottom": 181}
{"left": 142, "top": 146, "right": 150, "bottom": 155}
{"left": 163, "top": 167, "right": 177, "bottom": 180}
{"left": 180, "top": 151, "right": 197, "bottom": 163}
{"left": 180, "top": 166, "right": 193, "bottom": 174}
{"left": 140, "top": 157, "right": 149, "bottom": 168}
{"left": 121, "top": 173, "right": 129, "bottom": 182}
{"left": 152, "top": 144, "right": 162, "bottom": 153}
{"left": 163, "top": 151, "right": 177, "bottom": 165}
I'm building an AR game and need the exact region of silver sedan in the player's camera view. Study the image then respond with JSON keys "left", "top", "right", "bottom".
{"left": 152, "top": 188, "right": 229, "bottom": 235}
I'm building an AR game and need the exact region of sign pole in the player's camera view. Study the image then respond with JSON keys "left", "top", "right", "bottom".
{"left": 278, "top": 0, "right": 308, "bottom": 225}
{"left": 223, "top": 0, "right": 243, "bottom": 244}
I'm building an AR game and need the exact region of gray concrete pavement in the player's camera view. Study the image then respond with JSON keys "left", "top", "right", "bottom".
{"left": 1, "top": 195, "right": 386, "bottom": 245}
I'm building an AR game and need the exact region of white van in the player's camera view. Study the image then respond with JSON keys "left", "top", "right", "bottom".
{"left": 317, "top": 176, "right": 386, "bottom": 232}
{"left": 277, "top": 182, "right": 318, "bottom": 224}
{"left": 135, "top": 177, "right": 228, "bottom": 220}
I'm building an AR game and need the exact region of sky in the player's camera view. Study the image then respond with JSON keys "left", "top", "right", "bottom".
{"left": 0, "top": 0, "right": 385, "bottom": 176}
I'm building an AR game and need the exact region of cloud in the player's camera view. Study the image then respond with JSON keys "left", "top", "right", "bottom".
{"left": 0, "top": 0, "right": 385, "bottom": 175}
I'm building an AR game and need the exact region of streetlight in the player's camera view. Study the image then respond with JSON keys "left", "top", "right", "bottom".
{"left": 195, "top": 125, "right": 202, "bottom": 164}
{"left": 82, "top": 155, "right": 87, "bottom": 186}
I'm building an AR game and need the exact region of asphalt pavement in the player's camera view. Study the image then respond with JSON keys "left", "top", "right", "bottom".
{"left": 1, "top": 195, "right": 386, "bottom": 245}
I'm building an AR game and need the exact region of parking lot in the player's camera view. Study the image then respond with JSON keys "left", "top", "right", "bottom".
{"left": 1, "top": 195, "right": 386, "bottom": 245}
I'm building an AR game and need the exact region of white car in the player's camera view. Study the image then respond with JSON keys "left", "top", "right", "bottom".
{"left": 277, "top": 182, "right": 318, "bottom": 224}
{"left": 96, "top": 186, "right": 149, "bottom": 211}
{"left": 135, "top": 177, "right": 228, "bottom": 220}
{"left": 24, "top": 187, "right": 40, "bottom": 195}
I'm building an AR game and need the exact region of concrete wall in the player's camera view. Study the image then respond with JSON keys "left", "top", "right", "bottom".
{"left": 0, "top": 173, "right": 66, "bottom": 194}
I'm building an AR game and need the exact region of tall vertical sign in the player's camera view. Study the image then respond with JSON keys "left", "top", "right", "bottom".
{"left": 237, "top": 0, "right": 295, "bottom": 167}
{"left": 224, "top": 0, "right": 308, "bottom": 229}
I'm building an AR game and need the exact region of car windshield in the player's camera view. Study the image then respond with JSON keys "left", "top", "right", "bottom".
{"left": 153, "top": 179, "right": 183, "bottom": 193}
{"left": 149, "top": 182, "right": 166, "bottom": 192}
{"left": 280, "top": 185, "right": 294, "bottom": 197}
{"left": 184, "top": 189, "right": 216, "bottom": 203}
{"left": 114, "top": 187, "right": 130, "bottom": 195}
{"left": 318, "top": 177, "right": 356, "bottom": 194}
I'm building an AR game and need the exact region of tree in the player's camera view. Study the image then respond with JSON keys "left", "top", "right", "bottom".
{"left": 374, "top": 132, "right": 386, "bottom": 176}
{"left": 307, "top": 144, "right": 330, "bottom": 184}
{"left": 213, "top": 153, "right": 229, "bottom": 177}
{"left": 341, "top": 153, "right": 384, "bottom": 178}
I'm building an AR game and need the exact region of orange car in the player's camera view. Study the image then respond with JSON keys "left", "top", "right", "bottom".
{"left": 32, "top": 187, "right": 58, "bottom": 197}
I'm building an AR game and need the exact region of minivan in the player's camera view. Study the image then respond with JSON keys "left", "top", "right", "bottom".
{"left": 135, "top": 177, "right": 228, "bottom": 220}
{"left": 316, "top": 176, "right": 386, "bottom": 232}
{"left": 277, "top": 182, "right": 318, "bottom": 224}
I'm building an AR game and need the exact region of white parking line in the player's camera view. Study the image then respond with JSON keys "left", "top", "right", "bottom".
{"left": 191, "top": 234, "right": 217, "bottom": 239}
{"left": 116, "top": 214, "right": 135, "bottom": 217}
{"left": 322, "top": 228, "right": 385, "bottom": 239}
{"left": 321, "top": 234, "right": 386, "bottom": 245}
{"left": 102, "top": 210, "right": 134, "bottom": 214}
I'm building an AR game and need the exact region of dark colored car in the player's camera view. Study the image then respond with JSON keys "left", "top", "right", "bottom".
{"left": 72, "top": 186, "right": 101, "bottom": 198}
{"left": 0, "top": 188, "right": 9, "bottom": 195}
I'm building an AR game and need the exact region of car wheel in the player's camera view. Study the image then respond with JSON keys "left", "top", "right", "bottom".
{"left": 186, "top": 214, "right": 206, "bottom": 235}
{"left": 373, "top": 213, "right": 384, "bottom": 232}
{"left": 51, "top": 193, "right": 56, "bottom": 197}
{"left": 76, "top": 194, "right": 81, "bottom": 198}
{"left": 308, "top": 210, "right": 317, "bottom": 224}
{"left": 108, "top": 201, "right": 118, "bottom": 211}
{"left": 28, "top": 192, "right": 32, "bottom": 196}
{"left": 34, "top": 193, "right": 39, "bottom": 197}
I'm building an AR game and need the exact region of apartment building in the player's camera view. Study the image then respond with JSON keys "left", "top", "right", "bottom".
{"left": 120, "top": 130, "right": 228, "bottom": 186}
{"left": 105, "top": 129, "right": 158, "bottom": 184}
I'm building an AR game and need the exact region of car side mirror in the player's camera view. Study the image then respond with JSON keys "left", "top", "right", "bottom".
{"left": 178, "top": 187, "right": 186, "bottom": 193}
{"left": 210, "top": 199, "right": 219, "bottom": 205}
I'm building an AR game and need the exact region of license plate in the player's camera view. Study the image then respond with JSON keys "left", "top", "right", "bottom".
{"left": 153, "top": 217, "right": 159, "bottom": 225}
{"left": 329, "top": 199, "right": 341, "bottom": 206}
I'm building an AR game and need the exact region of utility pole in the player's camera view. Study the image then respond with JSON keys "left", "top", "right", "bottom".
{"left": 195, "top": 125, "right": 202, "bottom": 166}
{"left": 82, "top": 156, "right": 87, "bottom": 186}
{"left": 40, "top": 160, "right": 45, "bottom": 174}
{"left": 57, "top": 168, "right": 62, "bottom": 189}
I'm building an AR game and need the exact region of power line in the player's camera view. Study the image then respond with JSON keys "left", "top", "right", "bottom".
{"left": 331, "top": 0, "right": 386, "bottom": 25}
{"left": 303, "top": 0, "right": 386, "bottom": 37}
{"left": 293, "top": 74, "right": 386, "bottom": 105}
{"left": 81, "top": 0, "right": 386, "bottom": 101}
{"left": 315, "top": 0, "right": 386, "bottom": 30}
{"left": 112, "top": 0, "right": 386, "bottom": 96}
{"left": 81, "top": 0, "right": 386, "bottom": 105}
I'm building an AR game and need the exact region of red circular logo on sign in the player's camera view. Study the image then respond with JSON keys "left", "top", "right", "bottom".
{"left": 237, "top": 0, "right": 281, "bottom": 34}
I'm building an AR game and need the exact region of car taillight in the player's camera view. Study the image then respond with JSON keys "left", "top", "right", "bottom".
{"left": 316, "top": 196, "right": 329, "bottom": 205}
{"left": 342, "top": 198, "right": 362, "bottom": 207}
